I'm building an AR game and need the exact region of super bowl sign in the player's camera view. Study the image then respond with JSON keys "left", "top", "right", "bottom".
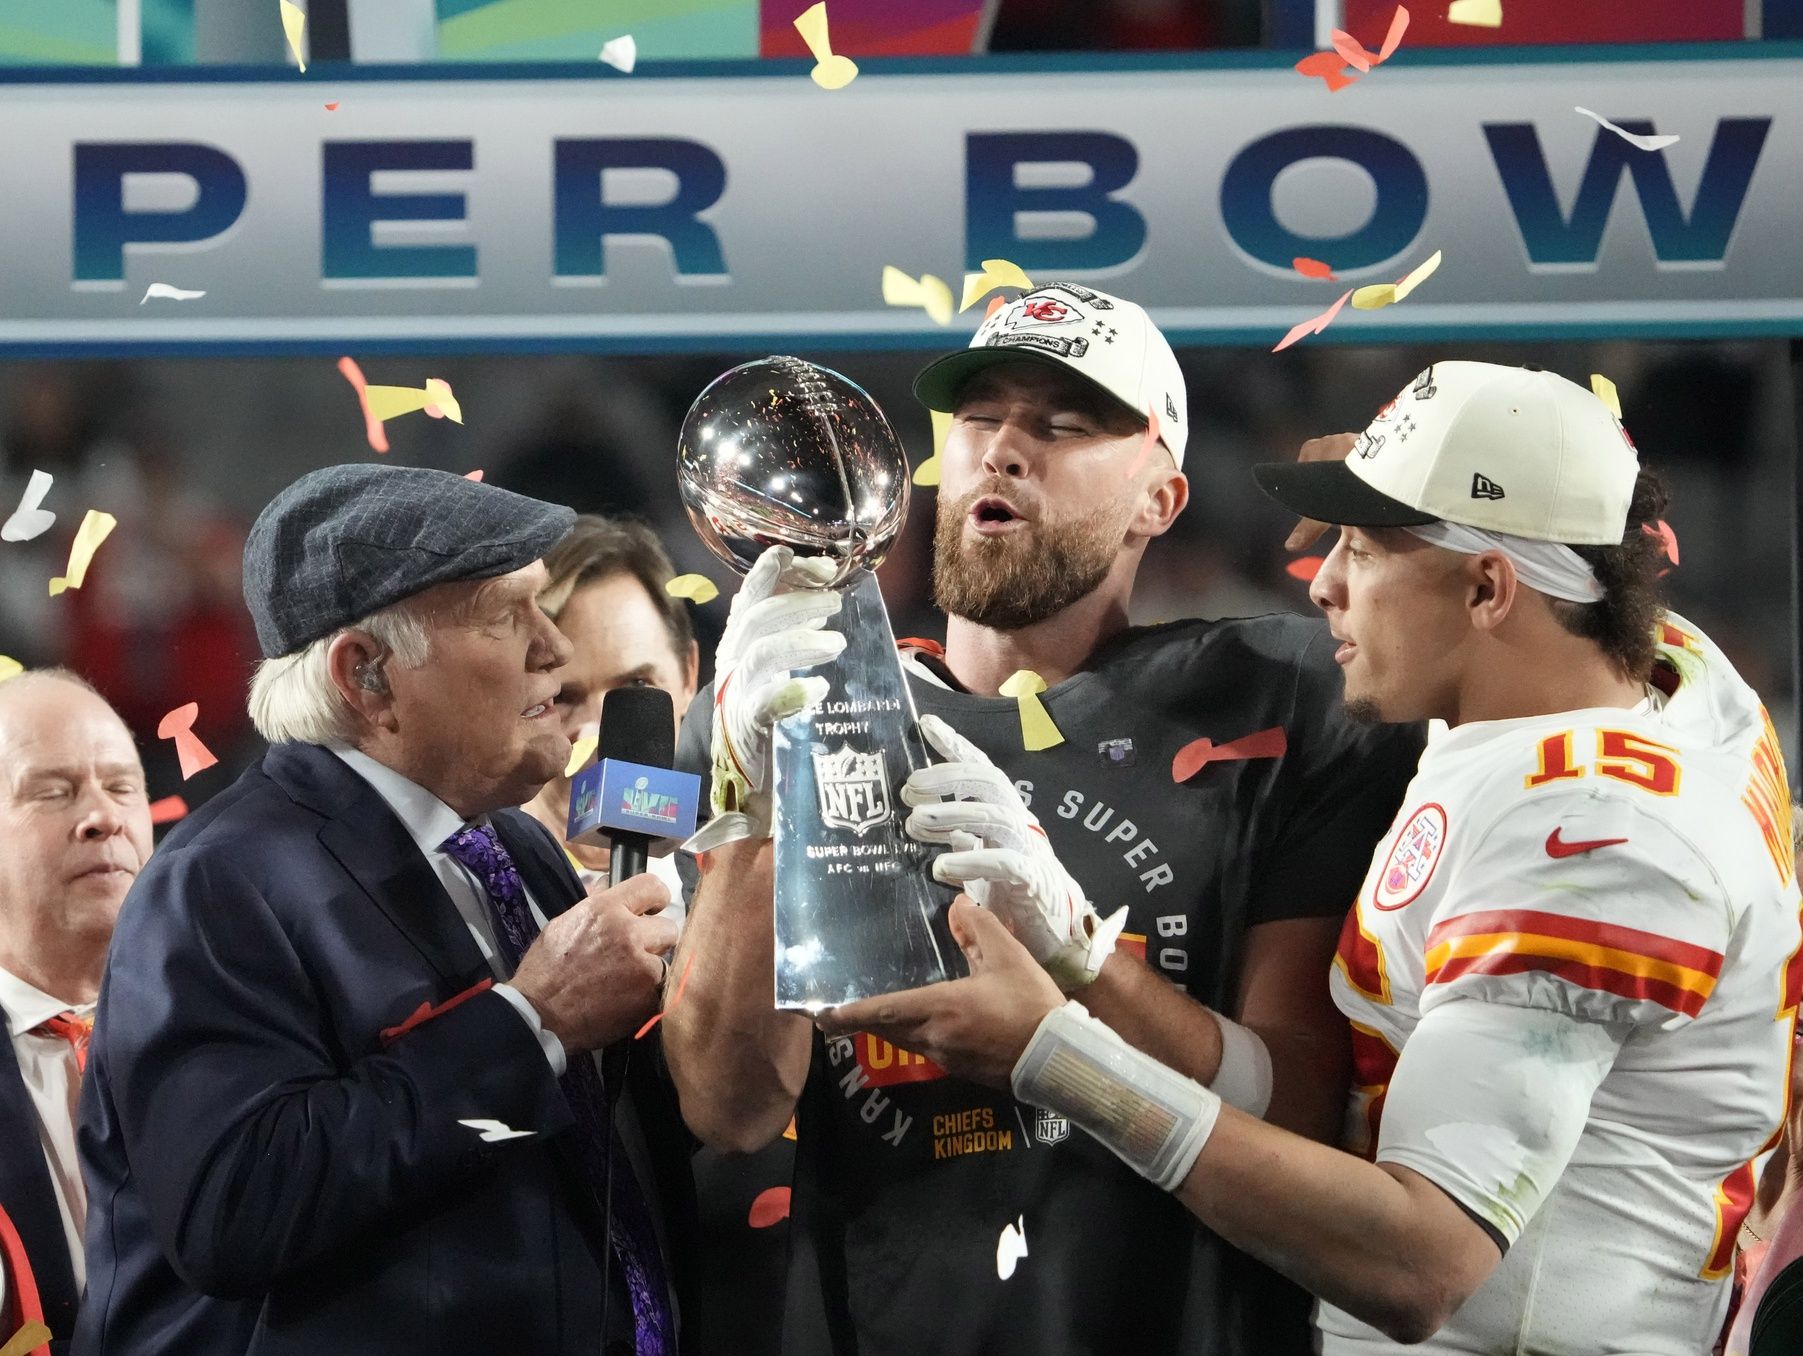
{"left": 0, "top": 45, "right": 1797, "bottom": 354}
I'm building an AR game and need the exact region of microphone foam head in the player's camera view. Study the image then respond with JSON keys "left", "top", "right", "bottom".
{"left": 599, "top": 686, "right": 676, "bottom": 769}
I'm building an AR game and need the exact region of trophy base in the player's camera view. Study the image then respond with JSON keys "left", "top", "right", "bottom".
{"left": 770, "top": 570, "right": 961, "bottom": 1010}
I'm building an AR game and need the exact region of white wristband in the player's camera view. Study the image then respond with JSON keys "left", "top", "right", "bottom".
{"left": 1011, "top": 1001, "right": 1220, "bottom": 1192}
{"left": 1207, "top": 1013, "right": 1273, "bottom": 1118}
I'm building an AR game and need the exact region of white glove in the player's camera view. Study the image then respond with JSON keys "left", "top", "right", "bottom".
{"left": 902, "top": 713, "right": 1126, "bottom": 991}
{"left": 700, "top": 546, "right": 844, "bottom": 846}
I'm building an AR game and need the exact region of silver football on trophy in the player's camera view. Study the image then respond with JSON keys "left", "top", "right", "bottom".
{"left": 677, "top": 356, "right": 911, "bottom": 583}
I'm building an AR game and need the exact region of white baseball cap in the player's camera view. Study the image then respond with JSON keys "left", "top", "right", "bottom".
{"left": 1253, "top": 361, "right": 1640, "bottom": 546}
{"left": 913, "top": 283, "right": 1189, "bottom": 467}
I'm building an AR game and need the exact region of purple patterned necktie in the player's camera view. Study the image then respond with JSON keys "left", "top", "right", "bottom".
{"left": 441, "top": 823, "right": 673, "bottom": 1356}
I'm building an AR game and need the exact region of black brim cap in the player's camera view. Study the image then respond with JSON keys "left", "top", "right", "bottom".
{"left": 244, "top": 464, "right": 576, "bottom": 658}
{"left": 1251, "top": 459, "right": 1438, "bottom": 528}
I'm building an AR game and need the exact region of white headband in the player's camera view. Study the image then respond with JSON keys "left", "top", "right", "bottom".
{"left": 1403, "top": 520, "right": 1604, "bottom": 604}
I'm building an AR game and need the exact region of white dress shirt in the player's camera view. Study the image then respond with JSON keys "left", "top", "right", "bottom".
{"left": 329, "top": 747, "right": 566, "bottom": 1076}
{"left": 0, "top": 966, "right": 94, "bottom": 1296}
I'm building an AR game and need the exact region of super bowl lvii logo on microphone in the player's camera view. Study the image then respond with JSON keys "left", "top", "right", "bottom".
{"left": 813, "top": 745, "right": 890, "bottom": 836}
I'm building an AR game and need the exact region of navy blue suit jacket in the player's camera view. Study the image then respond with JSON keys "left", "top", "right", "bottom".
{"left": 0, "top": 1020, "right": 79, "bottom": 1354}
{"left": 73, "top": 742, "right": 698, "bottom": 1355}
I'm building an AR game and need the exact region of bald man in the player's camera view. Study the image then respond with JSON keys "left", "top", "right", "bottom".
{"left": 0, "top": 671, "right": 153, "bottom": 1354}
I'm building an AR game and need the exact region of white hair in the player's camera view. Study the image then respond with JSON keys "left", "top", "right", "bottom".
{"left": 247, "top": 602, "right": 432, "bottom": 746}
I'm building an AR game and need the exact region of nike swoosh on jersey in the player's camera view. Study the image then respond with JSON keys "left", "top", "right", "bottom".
{"left": 1545, "top": 828, "right": 1630, "bottom": 858}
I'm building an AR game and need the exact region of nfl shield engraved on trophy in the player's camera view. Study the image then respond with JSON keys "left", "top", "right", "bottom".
{"left": 678, "top": 356, "right": 959, "bottom": 1010}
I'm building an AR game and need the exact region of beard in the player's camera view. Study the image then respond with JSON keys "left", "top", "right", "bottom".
{"left": 1342, "top": 697, "right": 1384, "bottom": 725}
{"left": 931, "top": 484, "right": 1128, "bottom": 631}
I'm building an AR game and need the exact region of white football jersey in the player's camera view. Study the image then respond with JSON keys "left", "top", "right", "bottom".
{"left": 1318, "top": 615, "right": 1802, "bottom": 1355}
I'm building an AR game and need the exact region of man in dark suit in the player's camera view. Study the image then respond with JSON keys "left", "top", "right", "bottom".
{"left": 0, "top": 671, "right": 154, "bottom": 1355}
{"left": 75, "top": 465, "right": 693, "bottom": 1355}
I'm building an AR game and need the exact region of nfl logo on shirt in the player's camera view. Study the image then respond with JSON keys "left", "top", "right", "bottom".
{"left": 1035, "top": 1107, "right": 1070, "bottom": 1146}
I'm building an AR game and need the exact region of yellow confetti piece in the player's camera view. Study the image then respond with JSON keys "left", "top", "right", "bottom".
{"left": 279, "top": 0, "right": 307, "bottom": 71}
{"left": 793, "top": 2, "right": 858, "bottom": 90}
{"left": 0, "top": 655, "right": 21, "bottom": 683}
{"left": 666, "top": 573, "right": 720, "bottom": 605}
{"left": 422, "top": 377, "right": 462, "bottom": 422}
{"left": 363, "top": 379, "right": 464, "bottom": 427}
{"left": 1590, "top": 373, "right": 1622, "bottom": 420}
{"left": 913, "top": 410, "right": 951, "bottom": 486}
{"left": 0, "top": 1322, "right": 52, "bottom": 1356}
{"left": 565, "top": 734, "right": 598, "bottom": 778}
{"left": 1350, "top": 248, "right": 1442, "bottom": 310}
{"left": 999, "top": 670, "right": 1063, "bottom": 752}
{"left": 1447, "top": 0, "right": 1501, "bottom": 26}
{"left": 882, "top": 266, "right": 954, "bottom": 326}
{"left": 49, "top": 509, "right": 117, "bottom": 596}
{"left": 958, "top": 258, "right": 1034, "bottom": 313}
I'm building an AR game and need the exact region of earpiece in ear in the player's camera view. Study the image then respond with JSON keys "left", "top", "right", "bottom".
{"left": 355, "top": 665, "right": 387, "bottom": 694}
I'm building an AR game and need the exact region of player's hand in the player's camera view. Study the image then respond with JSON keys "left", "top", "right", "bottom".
{"left": 510, "top": 873, "right": 679, "bottom": 1053}
{"left": 902, "top": 714, "right": 1126, "bottom": 992}
{"left": 1284, "top": 432, "right": 1361, "bottom": 551}
{"left": 707, "top": 545, "right": 844, "bottom": 840}
{"left": 816, "top": 897, "right": 1063, "bottom": 1090}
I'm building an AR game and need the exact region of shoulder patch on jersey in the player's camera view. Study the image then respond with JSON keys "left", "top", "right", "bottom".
{"left": 1374, "top": 803, "right": 1447, "bottom": 911}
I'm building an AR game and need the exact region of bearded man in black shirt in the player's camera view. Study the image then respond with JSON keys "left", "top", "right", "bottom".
{"left": 664, "top": 285, "right": 1422, "bottom": 1356}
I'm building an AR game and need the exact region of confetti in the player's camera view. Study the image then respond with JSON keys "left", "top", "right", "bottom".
{"left": 999, "top": 670, "right": 1063, "bottom": 752}
{"left": 0, "top": 1322, "right": 52, "bottom": 1356}
{"left": 666, "top": 573, "right": 721, "bottom": 605}
{"left": 882, "top": 266, "right": 955, "bottom": 327}
{"left": 1447, "top": 0, "right": 1502, "bottom": 26}
{"left": 148, "top": 794, "right": 189, "bottom": 825}
{"left": 782, "top": 1116, "right": 798, "bottom": 1141}
{"left": 599, "top": 34, "right": 637, "bottom": 73}
{"left": 139, "top": 283, "right": 206, "bottom": 304}
{"left": 1329, "top": 5, "right": 1408, "bottom": 72}
{"left": 279, "top": 0, "right": 307, "bottom": 72}
{"left": 1574, "top": 106, "right": 1679, "bottom": 153}
{"left": 564, "top": 734, "right": 598, "bottom": 779}
{"left": 458, "top": 1117, "right": 535, "bottom": 1143}
{"left": 48, "top": 510, "right": 116, "bottom": 596}
{"left": 748, "top": 1185, "right": 792, "bottom": 1228}
{"left": 1350, "top": 248, "right": 1443, "bottom": 310}
{"left": 1273, "top": 289, "right": 1353, "bottom": 352}
{"left": 913, "top": 410, "right": 951, "bottom": 487}
{"left": 996, "top": 1215, "right": 1028, "bottom": 1280}
{"left": 793, "top": 2, "right": 858, "bottom": 90}
{"left": 635, "top": 953, "right": 694, "bottom": 1039}
{"left": 1124, "top": 405, "right": 1162, "bottom": 480}
{"left": 1173, "top": 726, "right": 1288, "bottom": 784}
{"left": 463, "top": 469, "right": 484, "bottom": 481}
{"left": 1285, "top": 557, "right": 1324, "bottom": 582}
{"left": 1590, "top": 373, "right": 1622, "bottom": 420}
{"left": 1293, "top": 257, "right": 1337, "bottom": 281}
{"left": 959, "top": 258, "right": 1033, "bottom": 313}
{"left": 338, "top": 357, "right": 389, "bottom": 453}
{"left": 364, "top": 378, "right": 463, "bottom": 425}
{"left": 0, "top": 656, "right": 20, "bottom": 683}
{"left": 1295, "top": 51, "right": 1358, "bottom": 93}
{"left": 324, "top": 101, "right": 339, "bottom": 111}
{"left": 1643, "top": 520, "right": 1680, "bottom": 565}
{"left": 2, "top": 469, "right": 56, "bottom": 542}
{"left": 985, "top": 295, "right": 1007, "bottom": 319}
{"left": 157, "top": 702, "right": 219, "bottom": 780}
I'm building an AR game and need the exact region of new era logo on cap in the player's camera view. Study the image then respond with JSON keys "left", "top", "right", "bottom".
{"left": 1471, "top": 473, "right": 1505, "bottom": 501}
{"left": 912, "top": 283, "right": 1190, "bottom": 467}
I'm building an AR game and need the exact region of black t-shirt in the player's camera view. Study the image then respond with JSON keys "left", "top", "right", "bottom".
{"left": 677, "top": 615, "right": 1424, "bottom": 1356}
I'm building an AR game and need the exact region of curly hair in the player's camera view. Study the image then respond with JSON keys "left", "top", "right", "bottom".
{"left": 1547, "top": 467, "right": 1671, "bottom": 680}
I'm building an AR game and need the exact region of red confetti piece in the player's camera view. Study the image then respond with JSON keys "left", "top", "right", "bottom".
{"left": 1123, "top": 405, "right": 1162, "bottom": 480}
{"left": 1642, "top": 519, "right": 1680, "bottom": 566}
{"left": 1172, "top": 726, "right": 1288, "bottom": 784}
{"left": 324, "top": 101, "right": 340, "bottom": 111}
{"left": 1329, "top": 4, "right": 1409, "bottom": 72}
{"left": 156, "top": 701, "right": 218, "bottom": 780}
{"left": 985, "top": 295, "right": 1006, "bottom": 319}
{"left": 1292, "top": 257, "right": 1337, "bottom": 281}
{"left": 379, "top": 978, "right": 494, "bottom": 1046}
{"left": 463, "top": 469, "right": 484, "bottom": 481}
{"left": 748, "top": 1186, "right": 792, "bottom": 1229}
{"left": 1295, "top": 50, "right": 1358, "bottom": 92}
{"left": 336, "top": 356, "right": 390, "bottom": 454}
{"left": 1285, "top": 557, "right": 1324, "bottom": 582}
{"left": 1274, "top": 289, "right": 1354, "bottom": 352}
{"left": 634, "top": 952, "right": 694, "bottom": 1039}
{"left": 148, "top": 795, "right": 188, "bottom": 825}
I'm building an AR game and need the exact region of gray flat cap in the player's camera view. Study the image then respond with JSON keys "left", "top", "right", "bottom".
{"left": 244, "top": 464, "right": 575, "bottom": 658}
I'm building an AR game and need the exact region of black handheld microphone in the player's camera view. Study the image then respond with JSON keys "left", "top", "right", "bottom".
{"left": 597, "top": 685, "right": 676, "bottom": 884}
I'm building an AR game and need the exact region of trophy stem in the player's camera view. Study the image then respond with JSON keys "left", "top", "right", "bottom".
{"left": 770, "top": 569, "right": 959, "bottom": 1010}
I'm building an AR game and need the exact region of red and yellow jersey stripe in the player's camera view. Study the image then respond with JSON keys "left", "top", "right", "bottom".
{"left": 1334, "top": 900, "right": 1392, "bottom": 1007}
{"left": 1425, "top": 909, "right": 1723, "bottom": 1020}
